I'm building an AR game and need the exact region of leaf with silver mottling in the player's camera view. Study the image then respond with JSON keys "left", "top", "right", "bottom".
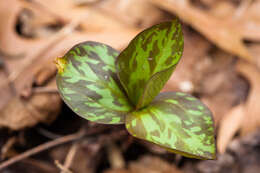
{"left": 116, "top": 19, "right": 184, "bottom": 109}
{"left": 125, "top": 92, "right": 216, "bottom": 159}
{"left": 56, "top": 41, "right": 133, "bottom": 124}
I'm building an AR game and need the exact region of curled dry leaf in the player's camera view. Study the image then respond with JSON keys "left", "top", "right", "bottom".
{"left": 217, "top": 104, "right": 245, "bottom": 154}
{"left": 236, "top": 61, "right": 260, "bottom": 136}
{"left": 149, "top": 0, "right": 253, "bottom": 61}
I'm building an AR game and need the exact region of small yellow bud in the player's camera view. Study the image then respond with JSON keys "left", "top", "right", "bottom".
{"left": 54, "top": 57, "right": 67, "bottom": 74}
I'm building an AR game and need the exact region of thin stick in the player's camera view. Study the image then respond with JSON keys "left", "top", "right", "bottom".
{"left": 55, "top": 160, "right": 73, "bottom": 173}
{"left": 0, "top": 125, "right": 112, "bottom": 171}
{"left": 1, "top": 137, "right": 17, "bottom": 160}
{"left": 0, "top": 130, "right": 84, "bottom": 171}
{"left": 0, "top": 125, "right": 110, "bottom": 170}
{"left": 32, "top": 87, "right": 58, "bottom": 94}
{"left": 61, "top": 142, "right": 79, "bottom": 173}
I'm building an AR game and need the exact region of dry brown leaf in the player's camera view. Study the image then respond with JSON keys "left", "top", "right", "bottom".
{"left": 96, "top": 0, "right": 163, "bottom": 28}
{"left": 237, "top": 61, "right": 260, "bottom": 136}
{"left": 217, "top": 104, "right": 245, "bottom": 154}
{"left": 0, "top": 79, "right": 61, "bottom": 130}
{"left": 149, "top": 0, "right": 253, "bottom": 61}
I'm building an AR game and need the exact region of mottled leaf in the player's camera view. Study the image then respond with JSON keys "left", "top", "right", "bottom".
{"left": 125, "top": 92, "right": 216, "bottom": 159}
{"left": 116, "top": 20, "right": 184, "bottom": 109}
{"left": 56, "top": 41, "right": 133, "bottom": 124}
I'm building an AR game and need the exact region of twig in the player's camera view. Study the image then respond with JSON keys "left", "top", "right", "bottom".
{"left": 55, "top": 160, "right": 73, "bottom": 173}
{"left": 0, "top": 126, "right": 108, "bottom": 171}
{"left": 0, "top": 130, "right": 84, "bottom": 171}
{"left": 1, "top": 137, "right": 17, "bottom": 160}
{"left": 32, "top": 87, "right": 58, "bottom": 94}
{"left": 107, "top": 142, "right": 125, "bottom": 169}
{"left": 36, "top": 127, "right": 63, "bottom": 139}
{"left": 61, "top": 142, "right": 79, "bottom": 173}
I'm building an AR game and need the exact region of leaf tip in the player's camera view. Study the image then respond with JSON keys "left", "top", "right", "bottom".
{"left": 54, "top": 56, "right": 67, "bottom": 74}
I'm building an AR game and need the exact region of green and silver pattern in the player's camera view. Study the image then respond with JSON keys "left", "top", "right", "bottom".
{"left": 125, "top": 92, "right": 216, "bottom": 159}
{"left": 56, "top": 20, "right": 216, "bottom": 160}
{"left": 56, "top": 41, "right": 133, "bottom": 124}
{"left": 116, "top": 19, "right": 184, "bottom": 109}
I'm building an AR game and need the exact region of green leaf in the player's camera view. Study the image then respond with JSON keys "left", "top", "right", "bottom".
{"left": 125, "top": 92, "right": 216, "bottom": 159}
{"left": 56, "top": 41, "right": 133, "bottom": 124}
{"left": 116, "top": 19, "right": 184, "bottom": 109}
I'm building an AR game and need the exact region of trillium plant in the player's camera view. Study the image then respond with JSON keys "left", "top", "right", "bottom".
{"left": 55, "top": 19, "right": 216, "bottom": 160}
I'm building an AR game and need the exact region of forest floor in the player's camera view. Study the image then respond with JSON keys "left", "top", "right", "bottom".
{"left": 1, "top": 0, "right": 260, "bottom": 172}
